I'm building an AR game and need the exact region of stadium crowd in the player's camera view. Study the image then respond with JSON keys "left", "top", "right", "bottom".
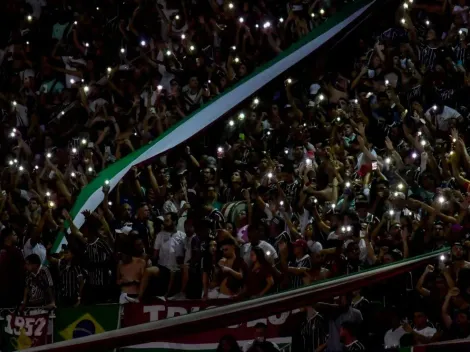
{"left": 2, "top": 0, "right": 470, "bottom": 351}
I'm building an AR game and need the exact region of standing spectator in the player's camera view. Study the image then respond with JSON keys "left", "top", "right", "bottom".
{"left": 241, "top": 224, "right": 278, "bottom": 266}
{"left": 117, "top": 242, "right": 146, "bottom": 304}
{"left": 340, "top": 321, "right": 366, "bottom": 351}
{"left": 63, "top": 210, "right": 114, "bottom": 304}
{"left": 241, "top": 246, "right": 275, "bottom": 298}
{"left": 140, "top": 212, "right": 186, "bottom": 298}
{"left": 0, "top": 227, "right": 24, "bottom": 307}
{"left": 288, "top": 239, "right": 311, "bottom": 289}
{"left": 316, "top": 294, "right": 363, "bottom": 352}
{"left": 47, "top": 245, "right": 84, "bottom": 307}
{"left": 22, "top": 254, "right": 55, "bottom": 309}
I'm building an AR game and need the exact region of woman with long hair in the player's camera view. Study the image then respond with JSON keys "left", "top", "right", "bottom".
{"left": 216, "top": 334, "right": 242, "bottom": 352}
{"left": 240, "top": 246, "right": 275, "bottom": 298}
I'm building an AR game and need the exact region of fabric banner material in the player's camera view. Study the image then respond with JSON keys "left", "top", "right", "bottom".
{"left": 412, "top": 340, "right": 470, "bottom": 352}
{"left": 121, "top": 299, "right": 296, "bottom": 351}
{"left": 1, "top": 313, "right": 49, "bottom": 351}
{"left": 53, "top": 304, "right": 120, "bottom": 343}
{"left": 52, "top": 0, "right": 376, "bottom": 253}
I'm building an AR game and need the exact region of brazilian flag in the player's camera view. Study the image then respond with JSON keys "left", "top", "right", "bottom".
{"left": 54, "top": 305, "right": 120, "bottom": 344}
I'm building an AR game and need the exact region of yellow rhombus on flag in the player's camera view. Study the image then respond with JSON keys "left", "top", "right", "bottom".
{"left": 59, "top": 313, "right": 105, "bottom": 340}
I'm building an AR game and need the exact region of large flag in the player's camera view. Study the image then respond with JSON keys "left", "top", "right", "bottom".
{"left": 52, "top": 0, "right": 376, "bottom": 253}
{"left": 1, "top": 312, "right": 49, "bottom": 351}
{"left": 53, "top": 305, "right": 120, "bottom": 342}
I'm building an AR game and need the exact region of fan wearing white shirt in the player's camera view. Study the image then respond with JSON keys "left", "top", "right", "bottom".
{"left": 402, "top": 309, "right": 437, "bottom": 345}
{"left": 138, "top": 213, "right": 185, "bottom": 299}
{"left": 383, "top": 311, "right": 406, "bottom": 349}
{"left": 240, "top": 224, "right": 278, "bottom": 266}
{"left": 23, "top": 237, "right": 47, "bottom": 264}
{"left": 424, "top": 105, "right": 462, "bottom": 132}
{"left": 162, "top": 187, "right": 190, "bottom": 232}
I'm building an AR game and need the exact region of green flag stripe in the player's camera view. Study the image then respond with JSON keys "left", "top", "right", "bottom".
{"left": 52, "top": 0, "right": 375, "bottom": 253}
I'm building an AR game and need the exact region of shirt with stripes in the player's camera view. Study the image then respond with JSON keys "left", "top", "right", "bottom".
{"left": 26, "top": 265, "right": 54, "bottom": 305}
{"left": 345, "top": 340, "right": 365, "bottom": 351}
{"left": 405, "top": 85, "right": 422, "bottom": 105}
{"left": 206, "top": 209, "right": 225, "bottom": 231}
{"left": 418, "top": 44, "right": 438, "bottom": 70}
{"left": 300, "top": 312, "right": 327, "bottom": 352}
{"left": 86, "top": 238, "right": 113, "bottom": 286}
{"left": 181, "top": 85, "right": 203, "bottom": 113}
{"left": 58, "top": 260, "right": 84, "bottom": 300}
{"left": 289, "top": 254, "right": 311, "bottom": 289}
{"left": 453, "top": 42, "right": 468, "bottom": 65}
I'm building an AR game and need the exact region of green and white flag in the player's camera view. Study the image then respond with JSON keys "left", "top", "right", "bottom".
{"left": 52, "top": 0, "right": 375, "bottom": 253}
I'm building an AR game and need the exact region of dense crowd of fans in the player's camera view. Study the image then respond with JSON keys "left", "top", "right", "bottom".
{"left": 3, "top": 0, "right": 470, "bottom": 350}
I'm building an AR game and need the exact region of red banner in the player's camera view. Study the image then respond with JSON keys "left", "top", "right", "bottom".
{"left": 2, "top": 313, "right": 49, "bottom": 351}
{"left": 122, "top": 299, "right": 298, "bottom": 345}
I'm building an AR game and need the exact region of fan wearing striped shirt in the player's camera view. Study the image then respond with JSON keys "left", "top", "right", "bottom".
{"left": 340, "top": 321, "right": 365, "bottom": 351}
{"left": 287, "top": 239, "right": 312, "bottom": 289}
{"left": 46, "top": 245, "right": 85, "bottom": 307}
{"left": 63, "top": 209, "right": 114, "bottom": 304}
{"left": 22, "top": 253, "right": 55, "bottom": 309}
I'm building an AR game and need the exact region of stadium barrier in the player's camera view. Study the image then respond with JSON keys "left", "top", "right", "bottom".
{"left": 21, "top": 248, "right": 447, "bottom": 352}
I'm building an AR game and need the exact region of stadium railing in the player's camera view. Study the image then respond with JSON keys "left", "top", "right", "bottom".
{"left": 23, "top": 248, "right": 447, "bottom": 352}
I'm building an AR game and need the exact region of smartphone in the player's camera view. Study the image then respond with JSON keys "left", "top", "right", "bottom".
{"left": 217, "top": 147, "right": 225, "bottom": 159}
{"left": 372, "top": 161, "right": 378, "bottom": 170}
